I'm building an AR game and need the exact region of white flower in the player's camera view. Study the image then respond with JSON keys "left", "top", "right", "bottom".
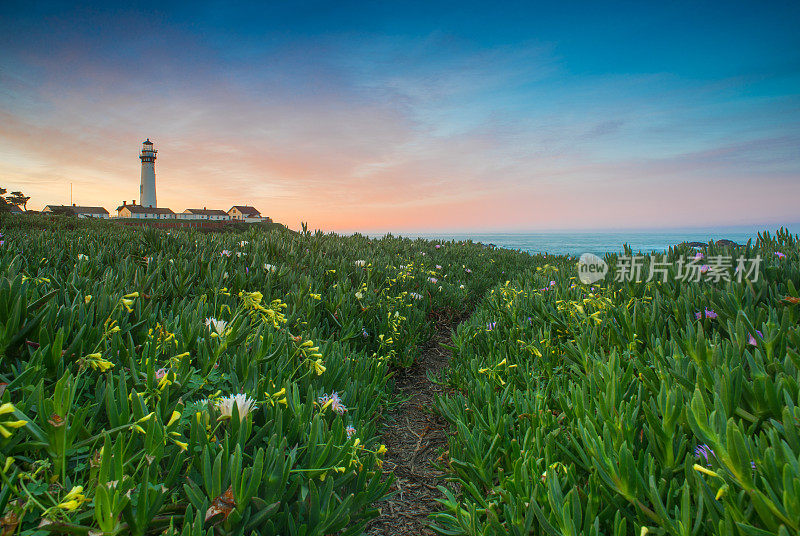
{"left": 436, "top": 265, "right": 442, "bottom": 270}
{"left": 355, "top": 291, "right": 364, "bottom": 299}
{"left": 409, "top": 292, "right": 423, "bottom": 300}
{"left": 239, "top": 241, "right": 249, "bottom": 246}
{"left": 236, "top": 252, "right": 245, "bottom": 258}
{"left": 216, "top": 394, "right": 257, "bottom": 421}
{"left": 223, "top": 272, "right": 229, "bottom": 279}
{"left": 264, "top": 264, "right": 277, "bottom": 272}
{"left": 205, "top": 317, "right": 228, "bottom": 335}
{"left": 459, "top": 285, "right": 465, "bottom": 290}
{"left": 354, "top": 260, "right": 366, "bottom": 267}
{"left": 77, "top": 254, "right": 89, "bottom": 261}
{"left": 221, "top": 250, "right": 232, "bottom": 257}
{"left": 428, "top": 277, "right": 438, "bottom": 284}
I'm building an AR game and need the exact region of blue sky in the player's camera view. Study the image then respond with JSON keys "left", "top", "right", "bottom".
{"left": 1, "top": 1, "right": 798, "bottom": 231}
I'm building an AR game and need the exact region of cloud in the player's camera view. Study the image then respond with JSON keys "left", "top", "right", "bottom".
{"left": 0, "top": 11, "right": 798, "bottom": 231}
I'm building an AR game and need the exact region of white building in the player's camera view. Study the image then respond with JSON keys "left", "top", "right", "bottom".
{"left": 116, "top": 201, "right": 175, "bottom": 219}
{"left": 180, "top": 208, "right": 230, "bottom": 221}
{"left": 139, "top": 139, "right": 157, "bottom": 208}
{"left": 43, "top": 205, "right": 110, "bottom": 219}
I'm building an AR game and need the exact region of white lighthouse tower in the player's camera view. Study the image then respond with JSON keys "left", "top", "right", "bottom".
{"left": 139, "top": 139, "right": 157, "bottom": 208}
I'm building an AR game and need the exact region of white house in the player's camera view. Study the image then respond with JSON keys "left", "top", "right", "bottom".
{"left": 180, "top": 208, "right": 230, "bottom": 221}
{"left": 43, "top": 205, "right": 110, "bottom": 219}
{"left": 116, "top": 201, "right": 175, "bottom": 219}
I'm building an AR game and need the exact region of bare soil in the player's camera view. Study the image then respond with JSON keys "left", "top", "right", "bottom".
{"left": 365, "top": 309, "right": 461, "bottom": 536}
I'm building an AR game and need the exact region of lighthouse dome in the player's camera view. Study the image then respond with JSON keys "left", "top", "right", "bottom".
{"left": 143, "top": 139, "right": 153, "bottom": 145}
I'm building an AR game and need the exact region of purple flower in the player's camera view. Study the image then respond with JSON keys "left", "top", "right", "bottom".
{"left": 748, "top": 330, "right": 763, "bottom": 346}
{"left": 0, "top": 241, "right": 4, "bottom": 247}
{"left": 695, "top": 444, "right": 715, "bottom": 464}
{"left": 465, "top": 268, "right": 472, "bottom": 273}
{"left": 550, "top": 280, "right": 556, "bottom": 286}
{"left": 346, "top": 425, "right": 356, "bottom": 438}
{"left": 700, "top": 264, "right": 710, "bottom": 274}
{"left": 694, "top": 252, "right": 704, "bottom": 261}
{"left": 487, "top": 322, "right": 496, "bottom": 331}
{"left": 362, "top": 328, "right": 369, "bottom": 338}
{"left": 435, "top": 244, "right": 441, "bottom": 249}
{"left": 245, "top": 267, "right": 250, "bottom": 275}
{"left": 775, "top": 251, "right": 786, "bottom": 259}
{"left": 155, "top": 368, "right": 169, "bottom": 380}
{"left": 696, "top": 443, "right": 755, "bottom": 469}
{"left": 695, "top": 308, "right": 718, "bottom": 320}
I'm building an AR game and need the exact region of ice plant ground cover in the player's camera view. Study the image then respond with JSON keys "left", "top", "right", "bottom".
{"left": 0, "top": 217, "right": 537, "bottom": 535}
{"left": 433, "top": 228, "right": 800, "bottom": 535}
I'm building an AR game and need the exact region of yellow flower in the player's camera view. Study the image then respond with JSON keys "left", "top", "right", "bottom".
{"left": 85, "top": 354, "right": 115, "bottom": 373}
{"left": 310, "top": 293, "right": 321, "bottom": 300}
{"left": 173, "top": 439, "right": 188, "bottom": 451}
{"left": 313, "top": 359, "right": 326, "bottom": 375}
{"left": 0, "top": 403, "right": 15, "bottom": 416}
{"left": 124, "top": 292, "right": 140, "bottom": 298}
{"left": 57, "top": 486, "right": 88, "bottom": 510}
{"left": 167, "top": 411, "right": 181, "bottom": 427}
{"left": 377, "top": 444, "right": 387, "bottom": 455}
{"left": 84, "top": 295, "right": 92, "bottom": 304}
{"left": 157, "top": 375, "right": 172, "bottom": 390}
{"left": 693, "top": 464, "right": 720, "bottom": 478}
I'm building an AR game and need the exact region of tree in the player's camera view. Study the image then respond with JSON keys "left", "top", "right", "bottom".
{"left": 0, "top": 187, "right": 30, "bottom": 212}
{"left": 7, "top": 191, "right": 30, "bottom": 211}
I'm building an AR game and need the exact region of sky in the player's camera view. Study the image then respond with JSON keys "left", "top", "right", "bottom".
{"left": 1, "top": 1, "right": 798, "bottom": 233}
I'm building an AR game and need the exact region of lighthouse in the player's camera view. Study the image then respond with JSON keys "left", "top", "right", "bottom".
{"left": 139, "top": 139, "right": 157, "bottom": 208}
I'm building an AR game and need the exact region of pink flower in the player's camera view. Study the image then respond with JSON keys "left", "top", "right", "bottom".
{"left": 748, "top": 330, "right": 763, "bottom": 346}
{"left": 346, "top": 425, "right": 356, "bottom": 438}
{"left": 700, "top": 265, "right": 710, "bottom": 274}
{"left": 435, "top": 245, "right": 441, "bottom": 249}
{"left": 694, "top": 252, "right": 704, "bottom": 261}
{"left": 155, "top": 368, "right": 169, "bottom": 380}
{"left": 775, "top": 252, "right": 786, "bottom": 259}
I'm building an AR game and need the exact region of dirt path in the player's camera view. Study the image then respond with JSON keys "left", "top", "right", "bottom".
{"left": 365, "top": 310, "right": 460, "bottom": 535}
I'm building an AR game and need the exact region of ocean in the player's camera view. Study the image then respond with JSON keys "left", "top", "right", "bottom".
{"left": 384, "top": 226, "right": 799, "bottom": 256}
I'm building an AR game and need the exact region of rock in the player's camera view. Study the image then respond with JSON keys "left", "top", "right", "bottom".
{"left": 714, "top": 239, "right": 740, "bottom": 247}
